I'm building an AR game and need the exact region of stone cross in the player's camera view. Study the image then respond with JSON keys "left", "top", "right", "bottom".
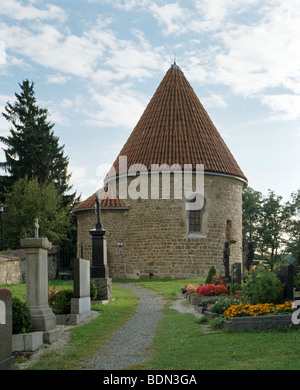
{"left": 34, "top": 218, "right": 39, "bottom": 238}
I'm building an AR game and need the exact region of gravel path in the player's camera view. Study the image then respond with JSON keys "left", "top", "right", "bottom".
{"left": 86, "top": 283, "right": 165, "bottom": 370}
{"left": 15, "top": 284, "right": 203, "bottom": 370}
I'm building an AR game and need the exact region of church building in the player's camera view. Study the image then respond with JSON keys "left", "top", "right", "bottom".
{"left": 72, "top": 63, "right": 247, "bottom": 279}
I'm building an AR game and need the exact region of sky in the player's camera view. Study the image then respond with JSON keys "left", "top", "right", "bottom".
{"left": 0, "top": 0, "right": 300, "bottom": 203}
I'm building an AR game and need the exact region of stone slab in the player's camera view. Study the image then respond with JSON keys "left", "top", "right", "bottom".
{"left": 92, "top": 278, "right": 112, "bottom": 301}
{"left": 73, "top": 258, "right": 90, "bottom": 298}
{"left": 71, "top": 297, "right": 90, "bottom": 314}
{"left": 12, "top": 332, "right": 44, "bottom": 352}
{"left": 43, "top": 326, "right": 63, "bottom": 344}
{"left": 0, "top": 289, "right": 13, "bottom": 370}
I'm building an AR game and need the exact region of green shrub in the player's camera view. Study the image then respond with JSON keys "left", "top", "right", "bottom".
{"left": 209, "top": 317, "right": 225, "bottom": 330}
{"left": 90, "top": 279, "right": 98, "bottom": 301}
{"left": 210, "top": 297, "right": 241, "bottom": 314}
{"left": 242, "top": 265, "right": 284, "bottom": 305}
{"left": 12, "top": 297, "right": 32, "bottom": 334}
{"left": 50, "top": 289, "right": 73, "bottom": 314}
{"left": 228, "top": 283, "right": 241, "bottom": 295}
{"left": 205, "top": 266, "right": 217, "bottom": 284}
{"left": 295, "top": 273, "right": 300, "bottom": 291}
{"left": 199, "top": 296, "right": 222, "bottom": 308}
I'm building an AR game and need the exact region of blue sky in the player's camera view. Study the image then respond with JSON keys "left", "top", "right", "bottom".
{"left": 0, "top": 0, "right": 300, "bottom": 203}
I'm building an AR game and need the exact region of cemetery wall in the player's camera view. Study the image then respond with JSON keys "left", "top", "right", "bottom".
{"left": 0, "top": 247, "right": 58, "bottom": 285}
{"left": 75, "top": 173, "right": 244, "bottom": 279}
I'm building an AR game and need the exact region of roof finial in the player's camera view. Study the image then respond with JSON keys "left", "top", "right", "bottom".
{"left": 171, "top": 53, "right": 179, "bottom": 69}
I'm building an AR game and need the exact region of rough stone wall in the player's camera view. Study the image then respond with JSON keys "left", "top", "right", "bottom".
{"left": 75, "top": 173, "right": 244, "bottom": 279}
{"left": 0, "top": 255, "right": 26, "bottom": 285}
{"left": 0, "top": 247, "right": 59, "bottom": 285}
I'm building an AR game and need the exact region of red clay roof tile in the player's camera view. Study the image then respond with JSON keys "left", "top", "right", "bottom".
{"left": 106, "top": 64, "right": 247, "bottom": 182}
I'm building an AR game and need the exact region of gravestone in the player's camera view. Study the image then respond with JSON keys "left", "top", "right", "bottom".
{"left": 71, "top": 258, "right": 91, "bottom": 322}
{"left": 90, "top": 194, "right": 112, "bottom": 302}
{"left": 222, "top": 242, "right": 230, "bottom": 279}
{"left": 231, "top": 262, "right": 242, "bottom": 284}
{"left": 278, "top": 264, "right": 294, "bottom": 300}
{"left": 20, "top": 233, "right": 62, "bottom": 344}
{"left": 0, "top": 289, "right": 13, "bottom": 370}
{"left": 245, "top": 242, "right": 254, "bottom": 271}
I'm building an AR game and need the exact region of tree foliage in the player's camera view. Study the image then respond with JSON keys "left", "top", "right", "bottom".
{"left": 0, "top": 79, "right": 78, "bottom": 249}
{"left": 3, "top": 178, "right": 71, "bottom": 249}
{"left": 0, "top": 79, "right": 73, "bottom": 201}
{"left": 243, "top": 186, "right": 300, "bottom": 266}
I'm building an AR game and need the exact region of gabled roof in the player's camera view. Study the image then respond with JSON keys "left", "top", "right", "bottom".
{"left": 72, "top": 187, "right": 130, "bottom": 213}
{"left": 106, "top": 63, "right": 247, "bottom": 182}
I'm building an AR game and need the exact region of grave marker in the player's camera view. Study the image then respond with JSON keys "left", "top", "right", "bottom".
{"left": 71, "top": 258, "right": 91, "bottom": 322}
{"left": 0, "top": 289, "right": 13, "bottom": 370}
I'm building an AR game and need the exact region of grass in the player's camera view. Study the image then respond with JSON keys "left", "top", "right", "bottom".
{"left": 2, "top": 278, "right": 300, "bottom": 370}
{"left": 22, "top": 284, "right": 139, "bottom": 370}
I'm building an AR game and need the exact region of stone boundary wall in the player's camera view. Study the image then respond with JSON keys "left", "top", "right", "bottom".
{"left": 224, "top": 314, "right": 298, "bottom": 331}
{"left": 0, "top": 247, "right": 59, "bottom": 285}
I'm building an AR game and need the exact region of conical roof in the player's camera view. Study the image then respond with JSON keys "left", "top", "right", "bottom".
{"left": 107, "top": 63, "right": 247, "bottom": 182}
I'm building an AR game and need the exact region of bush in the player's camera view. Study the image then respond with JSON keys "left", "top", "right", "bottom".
{"left": 295, "top": 273, "right": 300, "bottom": 291}
{"left": 90, "top": 279, "right": 98, "bottom": 301}
{"left": 241, "top": 265, "right": 284, "bottom": 305}
{"left": 210, "top": 297, "right": 241, "bottom": 314}
{"left": 198, "top": 296, "right": 221, "bottom": 309}
{"left": 50, "top": 289, "right": 73, "bottom": 314}
{"left": 12, "top": 297, "right": 32, "bottom": 334}
{"left": 205, "top": 266, "right": 217, "bottom": 284}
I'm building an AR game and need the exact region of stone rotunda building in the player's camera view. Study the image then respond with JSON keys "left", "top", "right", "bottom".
{"left": 73, "top": 63, "right": 247, "bottom": 279}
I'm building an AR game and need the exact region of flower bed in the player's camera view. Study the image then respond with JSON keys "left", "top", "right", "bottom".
{"left": 224, "top": 301, "right": 293, "bottom": 318}
{"left": 196, "top": 283, "right": 228, "bottom": 296}
{"left": 224, "top": 314, "right": 298, "bottom": 331}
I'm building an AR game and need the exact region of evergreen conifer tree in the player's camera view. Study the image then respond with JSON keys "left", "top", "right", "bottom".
{"left": 0, "top": 79, "right": 74, "bottom": 203}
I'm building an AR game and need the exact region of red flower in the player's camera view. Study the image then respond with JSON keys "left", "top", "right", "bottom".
{"left": 196, "top": 283, "right": 228, "bottom": 296}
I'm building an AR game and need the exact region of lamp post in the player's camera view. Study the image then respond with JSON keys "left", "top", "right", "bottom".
{"left": 0, "top": 204, "right": 4, "bottom": 251}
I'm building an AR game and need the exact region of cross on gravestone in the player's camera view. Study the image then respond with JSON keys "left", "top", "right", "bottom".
{"left": 34, "top": 219, "right": 39, "bottom": 238}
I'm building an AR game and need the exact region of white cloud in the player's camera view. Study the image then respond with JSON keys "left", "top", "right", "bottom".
{"left": 214, "top": 1, "right": 300, "bottom": 97}
{"left": 0, "top": 0, "right": 67, "bottom": 22}
{"left": 1, "top": 13, "right": 166, "bottom": 87}
{"left": 83, "top": 84, "right": 148, "bottom": 129}
{"left": 149, "top": 3, "right": 191, "bottom": 36}
{"left": 46, "top": 74, "right": 71, "bottom": 84}
{"left": 201, "top": 94, "right": 228, "bottom": 109}
{"left": 261, "top": 94, "right": 300, "bottom": 121}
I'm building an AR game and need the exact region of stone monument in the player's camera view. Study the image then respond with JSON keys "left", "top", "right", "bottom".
{"left": 0, "top": 289, "right": 13, "bottom": 370}
{"left": 90, "top": 194, "right": 112, "bottom": 301}
{"left": 71, "top": 258, "right": 91, "bottom": 322}
{"left": 20, "top": 220, "right": 62, "bottom": 344}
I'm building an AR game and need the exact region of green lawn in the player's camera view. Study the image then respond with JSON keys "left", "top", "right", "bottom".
{"left": 2, "top": 278, "right": 300, "bottom": 370}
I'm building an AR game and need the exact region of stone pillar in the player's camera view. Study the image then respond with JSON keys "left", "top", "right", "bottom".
{"left": 20, "top": 238, "right": 56, "bottom": 332}
{"left": 0, "top": 289, "right": 13, "bottom": 370}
